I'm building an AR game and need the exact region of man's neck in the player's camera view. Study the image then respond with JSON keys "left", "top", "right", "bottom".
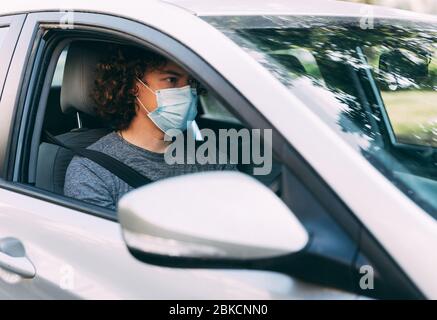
{"left": 119, "top": 117, "right": 170, "bottom": 154}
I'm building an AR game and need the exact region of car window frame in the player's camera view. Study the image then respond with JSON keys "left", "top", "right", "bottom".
{"left": 0, "top": 14, "right": 26, "bottom": 171}
{"left": 0, "top": 14, "right": 25, "bottom": 99}
{"left": 0, "top": 10, "right": 424, "bottom": 299}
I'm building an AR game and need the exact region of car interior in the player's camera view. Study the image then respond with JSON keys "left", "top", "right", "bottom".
{"left": 34, "top": 40, "right": 283, "bottom": 199}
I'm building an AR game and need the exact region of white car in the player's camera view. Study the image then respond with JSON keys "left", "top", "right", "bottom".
{"left": 0, "top": 0, "right": 436, "bottom": 299}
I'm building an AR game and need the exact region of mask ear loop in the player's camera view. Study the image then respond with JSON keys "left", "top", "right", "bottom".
{"left": 136, "top": 96, "right": 152, "bottom": 114}
{"left": 137, "top": 77, "right": 156, "bottom": 94}
{"left": 136, "top": 95, "right": 166, "bottom": 133}
{"left": 136, "top": 77, "right": 155, "bottom": 114}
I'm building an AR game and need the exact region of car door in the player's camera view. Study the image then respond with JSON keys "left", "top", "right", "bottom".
{"left": 0, "top": 8, "right": 364, "bottom": 299}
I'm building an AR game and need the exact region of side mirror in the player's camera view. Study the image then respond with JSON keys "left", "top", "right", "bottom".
{"left": 118, "top": 171, "right": 308, "bottom": 268}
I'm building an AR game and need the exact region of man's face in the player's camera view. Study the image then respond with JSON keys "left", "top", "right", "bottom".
{"left": 136, "top": 60, "right": 195, "bottom": 112}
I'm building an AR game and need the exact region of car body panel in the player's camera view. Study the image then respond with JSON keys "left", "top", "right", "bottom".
{"left": 1, "top": 0, "right": 436, "bottom": 22}
{"left": 163, "top": 0, "right": 436, "bottom": 21}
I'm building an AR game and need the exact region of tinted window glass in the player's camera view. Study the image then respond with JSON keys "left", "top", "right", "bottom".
{"left": 204, "top": 16, "right": 437, "bottom": 217}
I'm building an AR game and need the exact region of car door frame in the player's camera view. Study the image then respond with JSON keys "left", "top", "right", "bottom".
{"left": 0, "top": 9, "right": 426, "bottom": 299}
{"left": 0, "top": 14, "right": 26, "bottom": 169}
{"left": 0, "top": 14, "right": 25, "bottom": 98}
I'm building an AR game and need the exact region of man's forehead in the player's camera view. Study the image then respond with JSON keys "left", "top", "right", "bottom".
{"left": 157, "top": 61, "right": 188, "bottom": 76}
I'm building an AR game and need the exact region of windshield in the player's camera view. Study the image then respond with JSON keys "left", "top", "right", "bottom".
{"left": 203, "top": 15, "right": 437, "bottom": 218}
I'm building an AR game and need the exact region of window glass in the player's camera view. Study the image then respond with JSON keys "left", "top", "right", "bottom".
{"left": 364, "top": 46, "right": 437, "bottom": 147}
{"left": 199, "top": 92, "right": 241, "bottom": 124}
{"left": 203, "top": 16, "right": 437, "bottom": 217}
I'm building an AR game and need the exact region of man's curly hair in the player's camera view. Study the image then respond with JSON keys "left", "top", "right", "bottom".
{"left": 92, "top": 44, "right": 168, "bottom": 130}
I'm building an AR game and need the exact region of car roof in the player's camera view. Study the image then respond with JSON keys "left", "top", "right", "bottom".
{"left": 0, "top": 0, "right": 435, "bottom": 22}
{"left": 163, "top": 0, "right": 434, "bottom": 19}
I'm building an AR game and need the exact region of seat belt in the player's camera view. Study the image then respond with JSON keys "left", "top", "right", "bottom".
{"left": 43, "top": 130, "right": 152, "bottom": 188}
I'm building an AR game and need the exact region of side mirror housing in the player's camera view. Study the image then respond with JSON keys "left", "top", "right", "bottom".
{"left": 118, "top": 171, "right": 308, "bottom": 268}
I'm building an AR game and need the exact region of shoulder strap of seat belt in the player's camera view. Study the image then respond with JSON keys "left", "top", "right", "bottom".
{"left": 43, "top": 130, "right": 152, "bottom": 189}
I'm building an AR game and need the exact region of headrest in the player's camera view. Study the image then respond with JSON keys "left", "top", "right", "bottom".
{"left": 60, "top": 41, "right": 109, "bottom": 116}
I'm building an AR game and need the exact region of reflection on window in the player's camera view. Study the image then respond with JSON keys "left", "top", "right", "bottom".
{"left": 366, "top": 47, "right": 437, "bottom": 147}
{"left": 203, "top": 15, "right": 437, "bottom": 218}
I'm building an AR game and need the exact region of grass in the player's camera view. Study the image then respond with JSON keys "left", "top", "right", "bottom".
{"left": 381, "top": 90, "right": 437, "bottom": 147}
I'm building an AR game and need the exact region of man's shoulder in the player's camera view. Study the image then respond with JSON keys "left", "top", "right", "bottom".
{"left": 66, "top": 131, "right": 120, "bottom": 175}
{"left": 87, "top": 131, "right": 120, "bottom": 153}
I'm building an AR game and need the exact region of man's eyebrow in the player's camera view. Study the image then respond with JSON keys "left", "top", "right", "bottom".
{"left": 158, "top": 69, "right": 184, "bottom": 77}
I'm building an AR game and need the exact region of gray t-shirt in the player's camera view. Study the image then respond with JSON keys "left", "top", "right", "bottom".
{"left": 64, "top": 131, "right": 236, "bottom": 210}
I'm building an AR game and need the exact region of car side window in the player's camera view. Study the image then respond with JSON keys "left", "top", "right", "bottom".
{"left": 30, "top": 37, "right": 271, "bottom": 212}
{"left": 210, "top": 16, "right": 437, "bottom": 218}
{"left": 199, "top": 91, "right": 242, "bottom": 124}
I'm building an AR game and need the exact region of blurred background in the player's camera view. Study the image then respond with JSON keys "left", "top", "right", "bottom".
{"left": 342, "top": 0, "right": 437, "bottom": 14}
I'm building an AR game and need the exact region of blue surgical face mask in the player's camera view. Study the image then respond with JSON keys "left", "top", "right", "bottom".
{"left": 136, "top": 77, "right": 198, "bottom": 133}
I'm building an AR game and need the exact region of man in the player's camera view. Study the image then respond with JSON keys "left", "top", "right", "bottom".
{"left": 64, "top": 45, "right": 235, "bottom": 210}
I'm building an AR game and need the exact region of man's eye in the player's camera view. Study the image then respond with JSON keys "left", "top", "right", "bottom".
{"left": 165, "top": 77, "right": 177, "bottom": 84}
